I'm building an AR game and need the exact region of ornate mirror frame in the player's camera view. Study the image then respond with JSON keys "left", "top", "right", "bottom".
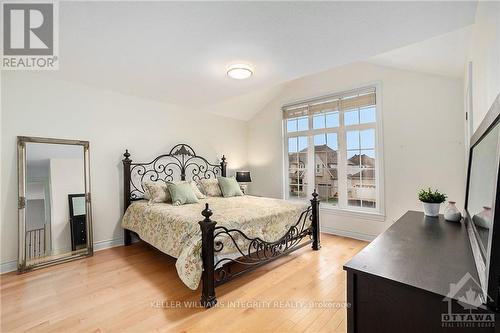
{"left": 17, "top": 136, "right": 93, "bottom": 272}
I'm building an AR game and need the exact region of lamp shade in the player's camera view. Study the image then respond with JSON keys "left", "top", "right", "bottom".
{"left": 236, "top": 171, "right": 252, "bottom": 183}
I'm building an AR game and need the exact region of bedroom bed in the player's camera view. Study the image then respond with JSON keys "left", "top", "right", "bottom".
{"left": 121, "top": 144, "right": 320, "bottom": 308}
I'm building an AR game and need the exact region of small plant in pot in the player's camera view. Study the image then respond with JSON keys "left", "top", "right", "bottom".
{"left": 418, "top": 188, "right": 447, "bottom": 217}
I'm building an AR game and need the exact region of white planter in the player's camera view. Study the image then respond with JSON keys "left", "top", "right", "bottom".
{"left": 422, "top": 202, "right": 441, "bottom": 217}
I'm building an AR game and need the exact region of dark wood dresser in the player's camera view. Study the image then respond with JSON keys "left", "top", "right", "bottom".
{"left": 344, "top": 211, "right": 499, "bottom": 333}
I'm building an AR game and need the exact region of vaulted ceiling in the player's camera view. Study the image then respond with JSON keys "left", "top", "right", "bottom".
{"left": 46, "top": 1, "right": 478, "bottom": 120}
{"left": 369, "top": 26, "right": 473, "bottom": 79}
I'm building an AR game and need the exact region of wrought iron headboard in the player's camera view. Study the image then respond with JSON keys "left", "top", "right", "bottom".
{"left": 122, "top": 144, "right": 227, "bottom": 208}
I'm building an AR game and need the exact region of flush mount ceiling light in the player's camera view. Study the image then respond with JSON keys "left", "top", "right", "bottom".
{"left": 226, "top": 64, "right": 253, "bottom": 80}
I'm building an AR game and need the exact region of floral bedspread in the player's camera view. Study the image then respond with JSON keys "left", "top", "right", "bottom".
{"left": 121, "top": 195, "right": 309, "bottom": 290}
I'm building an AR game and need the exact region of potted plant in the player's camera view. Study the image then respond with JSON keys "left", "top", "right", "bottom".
{"left": 418, "top": 188, "right": 447, "bottom": 217}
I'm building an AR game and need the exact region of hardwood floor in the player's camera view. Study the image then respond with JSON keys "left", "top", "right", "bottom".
{"left": 1, "top": 234, "right": 367, "bottom": 333}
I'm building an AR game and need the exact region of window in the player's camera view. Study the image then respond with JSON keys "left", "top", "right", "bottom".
{"left": 315, "top": 162, "right": 323, "bottom": 175}
{"left": 283, "top": 86, "right": 383, "bottom": 213}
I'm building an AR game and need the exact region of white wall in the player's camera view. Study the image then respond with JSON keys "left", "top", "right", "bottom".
{"left": 26, "top": 199, "right": 45, "bottom": 231}
{"left": 1, "top": 72, "right": 248, "bottom": 269}
{"left": 468, "top": 1, "right": 500, "bottom": 129}
{"left": 247, "top": 62, "right": 465, "bottom": 239}
{"left": 49, "top": 158, "right": 85, "bottom": 253}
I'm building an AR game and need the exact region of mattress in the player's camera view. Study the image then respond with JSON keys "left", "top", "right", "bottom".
{"left": 121, "top": 195, "right": 309, "bottom": 290}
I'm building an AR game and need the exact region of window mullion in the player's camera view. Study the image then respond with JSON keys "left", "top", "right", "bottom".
{"left": 310, "top": 128, "right": 338, "bottom": 135}
{"left": 344, "top": 123, "right": 376, "bottom": 131}
{"left": 307, "top": 108, "right": 315, "bottom": 198}
{"left": 338, "top": 108, "right": 348, "bottom": 209}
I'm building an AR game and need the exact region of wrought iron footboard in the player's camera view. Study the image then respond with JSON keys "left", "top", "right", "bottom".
{"left": 199, "top": 191, "right": 321, "bottom": 308}
{"left": 213, "top": 206, "right": 312, "bottom": 284}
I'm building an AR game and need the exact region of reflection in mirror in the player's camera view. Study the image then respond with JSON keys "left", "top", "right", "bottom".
{"left": 68, "top": 194, "right": 87, "bottom": 251}
{"left": 20, "top": 138, "right": 92, "bottom": 271}
{"left": 467, "top": 122, "right": 500, "bottom": 255}
{"left": 71, "top": 196, "right": 86, "bottom": 216}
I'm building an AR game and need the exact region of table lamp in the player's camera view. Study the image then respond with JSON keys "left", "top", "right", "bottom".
{"left": 236, "top": 171, "right": 252, "bottom": 194}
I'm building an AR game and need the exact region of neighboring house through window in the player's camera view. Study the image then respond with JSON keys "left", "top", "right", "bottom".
{"left": 283, "top": 85, "right": 383, "bottom": 214}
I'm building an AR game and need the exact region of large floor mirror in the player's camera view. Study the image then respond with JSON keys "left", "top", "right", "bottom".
{"left": 17, "top": 137, "right": 93, "bottom": 272}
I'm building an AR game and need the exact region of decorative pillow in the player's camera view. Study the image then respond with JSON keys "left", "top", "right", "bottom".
{"left": 218, "top": 176, "right": 244, "bottom": 197}
{"left": 143, "top": 181, "right": 171, "bottom": 204}
{"left": 190, "top": 181, "right": 206, "bottom": 199}
{"left": 198, "top": 178, "right": 222, "bottom": 197}
{"left": 143, "top": 188, "right": 151, "bottom": 200}
{"left": 167, "top": 182, "right": 199, "bottom": 206}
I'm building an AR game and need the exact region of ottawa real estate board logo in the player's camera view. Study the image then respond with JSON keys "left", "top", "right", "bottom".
{"left": 442, "top": 272, "right": 495, "bottom": 328}
{"left": 1, "top": 2, "right": 59, "bottom": 70}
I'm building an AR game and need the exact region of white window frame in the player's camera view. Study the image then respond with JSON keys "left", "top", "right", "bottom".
{"left": 282, "top": 83, "right": 385, "bottom": 219}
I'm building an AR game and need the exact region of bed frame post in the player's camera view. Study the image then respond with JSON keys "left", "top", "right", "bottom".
{"left": 199, "top": 203, "right": 217, "bottom": 308}
{"left": 220, "top": 155, "right": 227, "bottom": 177}
{"left": 123, "top": 150, "right": 132, "bottom": 246}
{"left": 311, "top": 189, "right": 321, "bottom": 250}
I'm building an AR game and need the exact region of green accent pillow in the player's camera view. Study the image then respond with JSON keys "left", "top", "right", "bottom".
{"left": 218, "top": 176, "right": 244, "bottom": 197}
{"left": 167, "top": 182, "right": 199, "bottom": 206}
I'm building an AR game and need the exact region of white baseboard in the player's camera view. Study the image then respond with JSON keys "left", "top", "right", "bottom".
{"left": 322, "top": 226, "right": 377, "bottom": 242}
{"left": 1, "top": 237, "right": 125, "bottom": 274}
{"left": 0, "top": 260, "right": 17, "bottom": 274}
{"left": 93, "top": 237, "right": 124, "bottom": 251}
